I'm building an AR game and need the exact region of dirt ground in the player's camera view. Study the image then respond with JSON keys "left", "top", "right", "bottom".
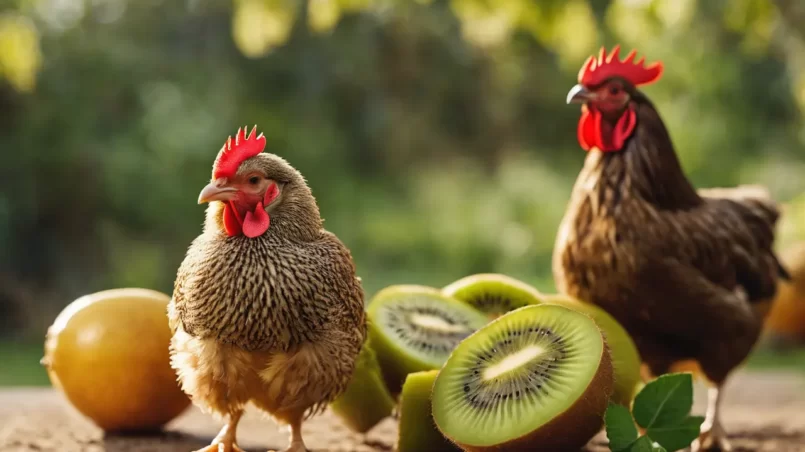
{"left": 1, "top": 370, "right": 804, "bottom": 452}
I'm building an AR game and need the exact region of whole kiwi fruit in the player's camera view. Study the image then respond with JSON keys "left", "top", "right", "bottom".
{"left": 366, "top": 285, "right": 489, "bottom": 394}
{"left": 432, "top": 304, "right": 614, "bottom": 451}
{"left": 442, "top": 273, "right": 543, "bottom": 320}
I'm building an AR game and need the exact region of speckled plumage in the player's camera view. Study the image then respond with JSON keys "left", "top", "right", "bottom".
{"left": 168, "top": 151, "right": 365, "bottom": 451}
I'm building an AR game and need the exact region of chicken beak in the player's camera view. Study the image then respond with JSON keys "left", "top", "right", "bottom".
{"left": 198, "top": 179, "right": 238, "bottom": 204}
{"left": 566, "top": 84, "right": 596, "bottom": 104}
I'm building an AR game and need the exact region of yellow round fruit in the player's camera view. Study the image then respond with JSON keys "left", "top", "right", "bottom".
{"left": 764, "top": 243, "right": 805, "bottom": 340}
{"left": 42, "top": 288, "right": 190, "bottom": 433}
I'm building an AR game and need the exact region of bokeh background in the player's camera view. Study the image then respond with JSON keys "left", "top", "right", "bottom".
{"left": 1, "top": 0, "right": 804, "bottom": 385}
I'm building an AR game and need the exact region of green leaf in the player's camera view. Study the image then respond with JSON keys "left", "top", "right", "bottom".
{"left": 647, "top": 416, "right": 705, "bottom": 451}
{"left": 633, "top": 373, "right": 695, "bottom": 429}
{"left": 605, "top": 403, "right": 639, "bottom": 451}
{"left": 629, "top": 436, "right": 654, "bottom": 452}
{"left": 630, "top": 436, "right": 668, "bottom": 452}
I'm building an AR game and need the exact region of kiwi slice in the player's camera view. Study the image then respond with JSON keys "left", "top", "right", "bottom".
{"left": 397, "top": 370, "right": 461, "bottom": 452}
{"left": 442, "top": 273, "right": 544, "bottom": 319}
{"left": 330, "top": 338, "right": 396, "bottom": 433}
{"left": 432, "top": 304, "right": 613, "bottom": 451}
{"left": 542, "top": 293, "right": 642, "bottom": 406}
{"left": 366, "top": 285, "right": 489, "bottom": 394}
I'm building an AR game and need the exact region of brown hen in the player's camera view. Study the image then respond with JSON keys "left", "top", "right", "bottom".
{"left": 168, "top": 127, "right": 366, "bottom": 452}
{"left": 553, "top": 47, "right": 790, "bottom": 452}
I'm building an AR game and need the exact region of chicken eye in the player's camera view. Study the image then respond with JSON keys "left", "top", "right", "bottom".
{"left": 609, "top": 86, "right": 622, "bottom": 95}
{"left": 249, "top": 176, "right": 260, "bottom": 185}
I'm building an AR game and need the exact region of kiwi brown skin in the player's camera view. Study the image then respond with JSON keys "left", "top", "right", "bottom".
{"left": 442, "top": 273, "right": 544, "bottom": 319}
{"left": 432, "top": 305, "right": 615, "bottom": 452}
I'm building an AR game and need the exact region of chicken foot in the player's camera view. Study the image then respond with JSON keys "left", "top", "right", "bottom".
{"left": 283, "top": 416, "right": 308, "bottom": 452}
{"left": 195, "top": 411, "right": 245, "bottom": 452}
{"left": 691, "top": 386, "right": 732, "bottom": 452}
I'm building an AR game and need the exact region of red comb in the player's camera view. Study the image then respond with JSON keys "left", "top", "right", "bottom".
{"left": 212, "top": 126, "right": 266, "bottom": 179}
{"left": 578, "top": 45, "right": 663, "bottom": 88}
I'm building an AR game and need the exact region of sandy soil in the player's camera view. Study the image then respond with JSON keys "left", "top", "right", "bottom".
{"left": 1, "top": 370, "right": 804, "bottom": 452}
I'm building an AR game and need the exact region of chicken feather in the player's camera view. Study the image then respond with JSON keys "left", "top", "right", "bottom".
{"left": 169, "top": 150, "right": 365, "bottom": 452}
{"left": 557, "top": 73, "right": 788, "bottom": 451}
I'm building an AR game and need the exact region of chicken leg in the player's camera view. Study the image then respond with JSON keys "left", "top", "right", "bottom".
{"left": 195, "top": 411, "right": 245, "bottom": 452}
{"left": 691, "top": 386, "right": 732, "bottom": 452}
{"left": 284, "top": 416, "right": 308, "bottom": 452}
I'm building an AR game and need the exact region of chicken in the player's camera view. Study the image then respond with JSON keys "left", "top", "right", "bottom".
{"left": 168, "top": 126, "right": 366, "bottom": 452}
{"left": 552, "top": 46, "right": 790, "bottom": 452}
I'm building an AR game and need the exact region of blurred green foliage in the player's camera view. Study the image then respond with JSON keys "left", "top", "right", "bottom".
{"left": 0, "top": 0, "right": 804, "bottom": 340}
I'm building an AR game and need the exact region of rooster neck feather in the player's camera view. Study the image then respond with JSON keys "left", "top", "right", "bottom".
{"left": 586, "top": 94, "right": 703, "bottom": 212}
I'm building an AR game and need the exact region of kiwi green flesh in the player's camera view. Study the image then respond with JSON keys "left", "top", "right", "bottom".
{"left": 541, "top": 294, "right": 642, "bottom": 406}
{"left": 367, "top": 285, "right": 490, "bottom": 392}
{"left": 432, "top": 304, "right": 608, "bottom": 448}
{"left": 443, "top": 274, "right": 543, "bottom": 318}
{"left": 397, "top": 370, "right": 461, "bottom": 452}
{"left": 330, "top": 339, "right": 395, "bottom": 433}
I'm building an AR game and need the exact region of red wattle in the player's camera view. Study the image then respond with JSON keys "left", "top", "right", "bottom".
{"left": 576, "top": 105, "right": 636, "bottom": 152}
{"left": 577, "top": 107, "right": 598, "bottom": 151}
{"left": 223, "top": 202, "right": 243, "bottom": 236}
{"left": 611, "top": 108, "right": 636, "bottom": 150}
{"left": 221, "top": 186, "right": 276, "bottom": 238}
{"left": 243, "top": 202, "right": 270, "bottom": 238}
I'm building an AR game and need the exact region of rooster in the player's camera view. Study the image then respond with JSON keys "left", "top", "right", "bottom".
{"left": 553, "top": 46, "right": 790, "bottom": 451}
{"left": 168, "top": 126, "right": 366, "bottom": 452}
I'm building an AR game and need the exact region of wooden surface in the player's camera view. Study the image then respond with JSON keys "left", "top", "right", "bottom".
{"left": 1, "top": 370, "right": 805, "bottom": 451}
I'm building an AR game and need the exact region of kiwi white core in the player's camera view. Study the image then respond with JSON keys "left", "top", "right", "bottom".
{"left": 410, "top": 313, "right": 472, "bottom": 334}
{"left": 483, "top": 345, "right": 545, "bottom": 381}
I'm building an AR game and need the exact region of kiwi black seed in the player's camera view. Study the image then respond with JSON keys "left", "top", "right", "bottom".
{"left": 432, "top": 304, "right": 614, "bottom": 452}
{"left": 442, "top": 273, "right": 544, "bottom": 320}
{"left": 366, "top": 285, "right": 489, "bottom": 394}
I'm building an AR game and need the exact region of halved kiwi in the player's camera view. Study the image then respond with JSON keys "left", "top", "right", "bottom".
{"left": 542, "top": 293, "right": 642, "bottom": 406}
{"left": 330, "top": 338, "right": 396, "bottom": 433}
{"left": 397, "top": 370, "right": 461, "bottom": 452}
{"left": 366, "top": 285, "right": 489, "bottom": 394}
{"left": 442, "top": 273, "right": 543, "bottom": 319}
{"left": 432, "top": 304, "right": 613, "bottom": 451}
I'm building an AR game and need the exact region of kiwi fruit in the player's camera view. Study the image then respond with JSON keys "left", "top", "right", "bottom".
{"left": 397, "top": 370, "right": 461, "bottom": 452}
{"left": 330, "top": 338, "right": 396, "bottom": 433}
{"left": 442, "top": 273, "right": 544, "bottom": 319}
{"left": 432, "top": 304, "right": 613, "bottom": 451}
{"left": 542, "top": 293, "right": 642, "bottom": 406}
{"left": 366, "top": 285, "right": 489, "bottom": 394}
